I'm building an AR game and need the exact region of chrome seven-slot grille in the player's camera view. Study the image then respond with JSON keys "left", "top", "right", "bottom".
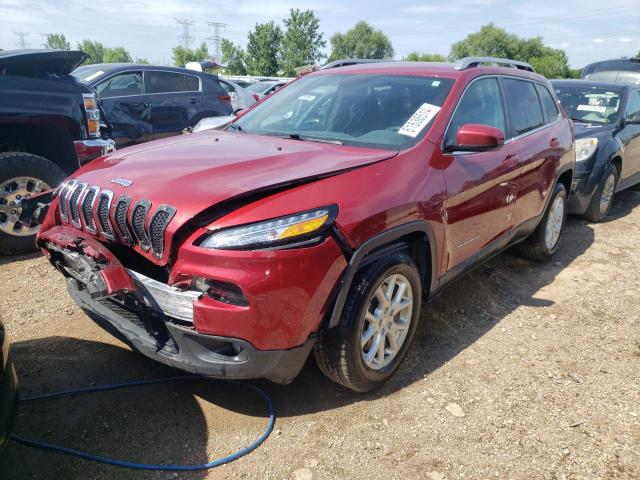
{"left": 58, "top": 180, "right": 176, "bottom": 259}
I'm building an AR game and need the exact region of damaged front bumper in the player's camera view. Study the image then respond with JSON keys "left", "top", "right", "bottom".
{"left": 39, "top": 227, "right": 314, "bottom": 384}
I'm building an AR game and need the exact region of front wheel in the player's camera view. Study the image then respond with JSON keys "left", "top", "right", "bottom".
{"left": 585, "top": 164, "right": 618, "bottom": 222}
{"left": 517, "top": 182, "right": 567, "bottom": 261}
{"left": 314, "top": 252, "right": 422, "bottom": 392}
{"left": 0, "top": 152, "right": 67, "bottom": 254}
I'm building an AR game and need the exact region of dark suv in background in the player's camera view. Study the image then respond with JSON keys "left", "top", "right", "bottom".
{"left": 553, "top": 80, "right": 640, "bottom": 221}
{"left": 71, "top": 64, "right": 233, "bottom": 146}
{"left": 0, "top": 49, "right": 115, "bottom": 254}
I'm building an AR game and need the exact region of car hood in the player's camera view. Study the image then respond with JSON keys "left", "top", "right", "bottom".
{"left": 0, "top": 49, "right": 87, "bottom": 77}
{"left": 573, "top": 122, "right": 616, "bottom": 139}
{"left": 73, "top": 130, "right": 398, "bottom": 263}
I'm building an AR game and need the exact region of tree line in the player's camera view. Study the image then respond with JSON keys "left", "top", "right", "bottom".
{"left": 43, "top": 33, "right": 148, "bottom": 64}
{"left": 41, "top": 19, "right": 640, "bottom": 79}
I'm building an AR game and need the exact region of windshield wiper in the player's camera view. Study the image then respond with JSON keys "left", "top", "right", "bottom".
{"left": 285, "top": 133, "right": 343, "bottom": 145}
{"left": 569, "top": 117, "right": 589, "bottom": 124}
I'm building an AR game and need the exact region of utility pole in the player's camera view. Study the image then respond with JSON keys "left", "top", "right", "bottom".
{"left": 13, "top": 31, "right": 30, "bottom": 49}
{"left": 174, "top": 18, "right": 195, "bottom": 49}
{"left": 206, "top": 22, "right": 226, "bottom": 64}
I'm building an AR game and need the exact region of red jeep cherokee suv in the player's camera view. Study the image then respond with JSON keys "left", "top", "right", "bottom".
{"left": 36, "top": 57, "right": 575, "bottom": 392}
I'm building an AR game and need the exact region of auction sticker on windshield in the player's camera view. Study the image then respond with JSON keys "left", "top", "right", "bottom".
{"left": 398, "top": 103, "right": 441, "bottom": 138}
{"left": 577, "top": 104, "right": 606, "bottom": 113}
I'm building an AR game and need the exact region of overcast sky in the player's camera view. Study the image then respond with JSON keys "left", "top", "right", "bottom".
{"left": 0, "top": 0, "right": 638, "bottom": 68}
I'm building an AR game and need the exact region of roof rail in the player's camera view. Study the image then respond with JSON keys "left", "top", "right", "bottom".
{"left": 321, "top": 58, "right": 387, "bottom": 70}
{"left": 455, "top": 57, "right": 535, "bottom": 72}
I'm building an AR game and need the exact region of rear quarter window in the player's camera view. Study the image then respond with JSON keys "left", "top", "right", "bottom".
{"left": 503, "top": 78, "right": 545, "bottom": 137}
{"left": 535, "top": 83, "right": 560, "bottom": 123}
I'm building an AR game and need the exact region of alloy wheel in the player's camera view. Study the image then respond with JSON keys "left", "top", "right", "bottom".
{"left": 544, "top": 195, "right": 564, "bottom": 250}
{"left": 360, "top": 273, "right": 414, "bottom": 371}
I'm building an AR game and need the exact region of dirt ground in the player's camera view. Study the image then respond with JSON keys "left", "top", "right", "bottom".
{"left": 1, "top": 191, "right": 639, "bottom": 480}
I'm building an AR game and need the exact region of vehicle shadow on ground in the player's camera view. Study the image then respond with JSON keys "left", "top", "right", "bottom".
{"left": 0, "top": 250, "right": 41, "bottom": 266}
{"left": 1, "top": 336, "right": 270, "bottom": 480}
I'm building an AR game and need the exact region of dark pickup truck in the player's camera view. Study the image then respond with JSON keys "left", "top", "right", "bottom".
{"left": 0, "top": 49, "right": 115, "bottom": 254}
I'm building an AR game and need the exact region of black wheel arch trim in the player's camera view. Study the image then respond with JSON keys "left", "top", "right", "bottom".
{"left": 327, "top": 220, "right": 437, "bottom": 329}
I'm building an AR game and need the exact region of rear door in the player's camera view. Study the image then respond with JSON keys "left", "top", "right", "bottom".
{"left": 144, "top": 70, "right": 203, "bottom": 140}
{"left": 95, "top": 70, "right": 152, "bottom": 146}
{"left": 442, "top": 76, "right": 519, "bottom": 272}
{"left": 502, "top": 77, "right": 566, "bottom": 227}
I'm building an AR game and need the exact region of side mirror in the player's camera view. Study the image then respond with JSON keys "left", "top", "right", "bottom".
{"left": 452, "top": 124, "right": 505, "bottom": 152}
{"left": 625, "top": 113, "right": 640, "bottom": 125}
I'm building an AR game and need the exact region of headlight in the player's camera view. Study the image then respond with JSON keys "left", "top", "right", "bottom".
{"left": 199, "top": 206, "right": 337, "bottom": 250}
{"left": 575, "top": 138, "right": 598, "bottom": 162}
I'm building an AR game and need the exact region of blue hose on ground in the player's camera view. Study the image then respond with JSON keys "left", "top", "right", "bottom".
{"left": 10, "top": 375, "right": 275, "bottom": 471}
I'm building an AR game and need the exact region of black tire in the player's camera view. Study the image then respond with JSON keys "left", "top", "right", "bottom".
{"left": 584, "top": 164, "right": 618, "bottom": 223}
{"left": 517, "top": 182, "right": 567, "bottom": 262}
{"left": 0, "top": 152, "right": 67, "bottom": 255}
{"left": 314, "top": 252, "right": 422, "bottom": 392}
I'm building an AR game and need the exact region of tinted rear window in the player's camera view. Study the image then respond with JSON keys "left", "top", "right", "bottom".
{"left": 145, "top": 71, "right": 199, "bottom": 93}
{"left": 503, "top": 78, "right": 544, "bottom": 136}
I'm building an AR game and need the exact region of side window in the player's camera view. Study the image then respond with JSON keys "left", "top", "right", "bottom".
{"left": 535, "top": 83, "right": 559, "bottom": 123}
{"left": 626, "top": 90, "right": 640, "bottom": 121}
{"left": 445, "top": 77, "right": 506, "bottom": 147}
{"left": 185, "top": 75, "right": 200, "bottom": 92}
{"left": 145, "top": 71, "right": 192, "bottom": 94}
{"left": 96, "top": 72, "right": 142, "bottom": 98}
{"left": 503, "top": 78, "right": 545, "bottom": 136}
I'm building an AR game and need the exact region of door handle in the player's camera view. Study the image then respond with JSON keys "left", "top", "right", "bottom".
{"left": 188, "top": 98, "right": 198, "bottom": 104}
{"left": 549, "top": 137, "right": 560, "bottom": 148}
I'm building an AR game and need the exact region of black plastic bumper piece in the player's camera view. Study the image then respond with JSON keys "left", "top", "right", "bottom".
{"left": 68, "top": 283, "right": 314, "bottom": 384}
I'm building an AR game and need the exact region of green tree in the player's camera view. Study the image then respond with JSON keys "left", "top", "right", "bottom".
{"left": 328, "top": 21, "right": 393, "bottom": 62}
{"left": 172, "top": 42, "right": 210, "bottom": 67}
{"left": 103, "top": 46, "right": 132, "bottom": 63}
{"left": 404, "top": 52, "right": 446, "bottom": 62}
{"left": 449, "top": 24, "right": 571, "bottom": 78}
{"left": 45, "top": 33, "right": 70, "bottom": 50}
{"left": 279, "top": 8, "right": 326, "bottom": 76}
{"left": 246, "top": 21, "right": 282, "bottom": 76}
{"left": 220, "top": 39, "right": 247, "bottom": 75}
{"left": 135, "top": 58, "right": 149, "bottom": 64}
{"left": 77, "top": 39, "right": 105, "bottom": 64}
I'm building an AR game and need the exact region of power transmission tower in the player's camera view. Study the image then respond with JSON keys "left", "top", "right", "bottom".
{"left": 41, "top": 33, "right": 50, "bottom": 48}
{"left": 174, "top": 18, "right": 195, "bottom": 48}
{"left": 13, "top": 31, "right": 30, "bottom": 49}
{"left": 206, "top": 22, "right": 226, "bottom": 64}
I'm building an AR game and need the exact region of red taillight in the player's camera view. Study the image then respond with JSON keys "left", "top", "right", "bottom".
{"left": 253, "top": 94, "right": 259, "bottom": 101}
{"left": 218, "top": 95, "right": 231, "bottom": 102}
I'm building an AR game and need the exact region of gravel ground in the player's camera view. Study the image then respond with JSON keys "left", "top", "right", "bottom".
{"left": 1, "top": 190, "right": 639, "bottom": 480}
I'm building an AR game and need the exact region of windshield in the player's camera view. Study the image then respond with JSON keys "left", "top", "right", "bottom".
{"left": 247, "top": 82, "right": 276, "bottom": 94}
{"left": 553, "top": 84, "right": 623, "bottom": 124}
{"left": 234, "top": 73, "right": 455, "bottom": 150}
{"left": 71, "top": 65, "right": 107, "bottom": 83}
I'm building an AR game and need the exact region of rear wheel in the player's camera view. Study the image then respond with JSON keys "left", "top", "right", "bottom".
{"left": 0, "top": 152, "right": 66, "bottom": 254}
{"left": 585, "top": 164, "right": 618, "bottom": 222}
{"left": 314, "top": 252, "right": 422, "bottom": 392}
{"left": 517, "top": 182, "right": 567, "bottom": 261}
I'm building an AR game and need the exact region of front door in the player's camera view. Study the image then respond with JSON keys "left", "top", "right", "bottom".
{"left": 95, "top": 71, "right": 152, "bottom": 146}
{"left": 618, "top": 89, "right": 640, "bottom": 187}
{"left": 442, "top": 76, "right": 519, "bottom": 272}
